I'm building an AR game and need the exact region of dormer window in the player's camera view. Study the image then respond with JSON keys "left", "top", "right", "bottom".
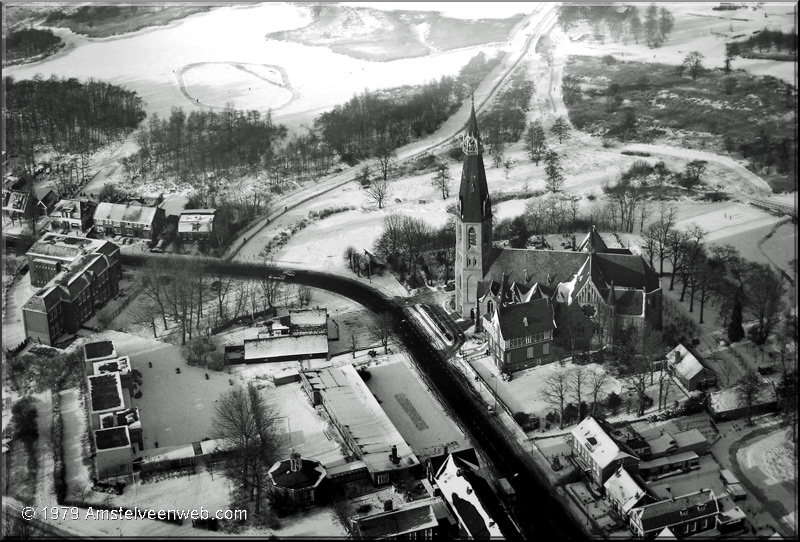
{"left": 679, "top": 509, "right": 688, "bottom": 516}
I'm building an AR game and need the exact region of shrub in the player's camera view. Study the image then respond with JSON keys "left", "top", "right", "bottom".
{"left": 620, "top": 150, "right": 651, "bottom": 157}
{"left": 602, "top": 55, "right": 617, "bottom": 65}
{"left": 11, "top": 397, "right": 38, "bottom": 441}
{"left": 513, "top": 412, "right": 530, "bottom": 426}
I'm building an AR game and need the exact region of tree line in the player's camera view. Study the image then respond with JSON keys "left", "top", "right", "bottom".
{"left": 315, "top": 52, "right": 500, "bottom": 164}
{"left": 726, "top": 27, "right": 798, "bottom": 58}
{"left": 478, "top": 70, "right": 535, "bottom": 161}
{"left": 5, "top": 75, "right": 146, "bottom": 176}
{"left": 558, "top": 4, "right": 675, "bottom": 48}
{"left": 5, "top": 28, "right": 63, "bottom": 63}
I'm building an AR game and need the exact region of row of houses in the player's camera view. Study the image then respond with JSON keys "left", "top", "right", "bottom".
{"left": 571, "top": 417, "right": 748, "bottom": 539}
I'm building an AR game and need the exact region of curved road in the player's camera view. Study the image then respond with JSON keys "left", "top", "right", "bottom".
{"left": 122, "top": 253, "right": 585, "bottom": 539}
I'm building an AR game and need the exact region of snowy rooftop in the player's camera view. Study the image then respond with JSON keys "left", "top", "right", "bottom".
{"left": 302, "top": 365, "right": 419, "bottom": 474}
{"left": 604, "top": 467, "right": 647, "bottom": 514}
{"left": 435, "top": 455, "right": 503, "bottom": 539}
{"left": 178, "top": 209, "right": 217, "bottom": 233}
{"left": 84, "top": 339, "right": 117, "bottom": 363}
{"left": 289, "top": 308, "right": 328, "bottom": 327}
{"left": 28, "top": 233, "right": 110, "bottom": 263}
{"left": 244, "top": 334, "right": 328, "bottom": 361}
{"left": 668, "top": 344, "right": 712, "bottom": 380}
{"left": 572, "top": 417, "right": 636, "bottom": 470}
{"left": 94, "top": 202, "right": 159, "bottom": 225}
{"left": 709, "top": 381, "right": 776, "bottom": 413}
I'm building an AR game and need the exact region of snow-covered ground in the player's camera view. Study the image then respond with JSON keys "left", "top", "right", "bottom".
{"left": 5, "top": 3, "right": 512, "bottom": 130}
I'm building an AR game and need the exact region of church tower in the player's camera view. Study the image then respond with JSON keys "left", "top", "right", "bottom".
{"left": 455, "top": 103, "right": 492, "bottom": 319}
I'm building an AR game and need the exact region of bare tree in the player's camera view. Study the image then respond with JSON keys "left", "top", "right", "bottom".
{"left": 589, "top": 368, "right": 608, "bottom": 416}
{"left": 375, "top": 143, "right": 396, "bottom": 182}
{"left": 365, "top": 177, "right": 391, "bottom": 209}
{"left": 683, "top": 51, "right": 705, "bottom": 80}
{"left": 213, "top": 383, "right": 287, "bottom": 515}
{"left": 281, "top": 283, "right": 295, "bottom": 309}
{"left": 736, "top": 372, "right": 762, "bottom": 426}
{"left": 371, "top": 312, "right": 396, "bottom": 354}
{"left": 550, "top": 117, "right": 570, "bottom": 144}
{"left": 570, "top": 367, "right": 588, "bottom": 422}
{"left": 543, "top": 369, "right": 572, "bottom": 429}
{"left": 349, "top": 332, "right": 359, "bottom": 359}
{"left": 297, "top": 285, "right": 313, "bottom": 307}
{"left": 744, "top": 263, "right": 786, "bottom": 345}
{"left": 431, "top": 163, "right": 452, "bottom": 199}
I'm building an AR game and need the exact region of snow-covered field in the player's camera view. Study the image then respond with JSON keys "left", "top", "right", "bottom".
{"left": 6, "top": 3, "right": 510, "bottom": 130}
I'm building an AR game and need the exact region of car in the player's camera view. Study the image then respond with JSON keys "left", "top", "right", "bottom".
{"left": 283, "top": 270, "right": 296, "bottom": 277}
{"left": 458, "top": 332, "right": 466, "bottom": 341}
{"left": 150, "top": 247, "right": 164, "bottom": 253}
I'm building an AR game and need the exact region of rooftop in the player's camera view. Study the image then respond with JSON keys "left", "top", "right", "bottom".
{"left": 95, "top": 426, "right": 130, "bottom": 451}
{"left": 27, "top": 233, "right": 109, "bottom": 263}
{"left": 631, "top": 489, "right": 719, "bottom": 534}
{"left": 84, "top": 340, "right": 117, "bottom": 362}
{"left": 604, "top": 467, "right": 648, "bottom": 514}
{"left": 178, "top": 209, "right": 217, "bottom": 233}
{"left": 668, "top": 344, "right": 714, "bottom": 381}
{"left": 94, "top": 202, "right": 160, "bottom": 225}
{"left": 302, "top": 365, "right": 419, "bottom": 474}
{"left": 244, "top": 334, "right": 328, "bottom": 361}
{"left": 92, "top": 356, "right": 131, "bottom": 376}
{"left": 572, "top": 417, "right": 637, "bottom": 470}
{"left": 88, "top": 372, "right": 125, "bottom": 413}
{"left": 289, "top": 308, "right": 328, "bottom": 328}
{"left": 268, "top": 456, "right": 326, "bottom": 490}
{"left": 352, "top": 502, "right": 438, "bottom": 539}
{"left": 435, "top": 455, "right": 503, "bottom": 539}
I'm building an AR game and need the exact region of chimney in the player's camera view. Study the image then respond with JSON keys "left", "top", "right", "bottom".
{"left": 391, "top": 445, "right": 398, "bottom": 463}
{"left": 289, "top": 451, "right": 301, "bottom": 472}
{"left": 384, "top": 500, "right": 393, "bottom": 512}
{"left": 443, "top": 445, "right": 448, "bottom": 456}
{"left": 523, "top": 269, "right": 529, "bottom": 283}
{"left": 523, "top": 317, "right": 528, "bottom": 327}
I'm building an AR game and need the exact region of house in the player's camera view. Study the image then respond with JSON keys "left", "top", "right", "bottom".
{"left": 644, "top": 429, "right": 708, "bottom": 460}
{"left": 268, "top": 452, "right": 327, "bottom": 505}
{"left": 667, "top": 344, "right": 717, "bottom": 392}
{"left": 178, "top": 209, "right": 219, "bottom": 246}
{"left": 1, "top": 187, "right": 56, "bottom": 221}
{"left": 482, "top": 291, "right": 554, "bottom": 372}
{"left": 94, "top": 201, "right": 165, "bottom": 240}
{"left": 49, "top": 199, "right": 97, "bottom": 234}
{"left": 628, "top": 489, "right": 720, "bottom": 539}
{"left": 350, "top": 499, "right": 439, "bottom": 540}
{"left": 22, "top": 235, "right": 122, "bottom": 346}
{"left": 707, "top": 381, "right": 777, "bottom": 422}
{"left": 453, "top": 105, "right": 662, "bottom": 354}
{"left": 571, "top": 417, "right": 640, "bottom": 488}
{"left": 434, "top": 454, "right": 514, "bottom": 539}
{"left": 638, "top": 451, "right": 700, "bottom": 480}
{"left": 300, "top": 365, "right": 420, "bottom": 486}
{"left": 603, "top": 466, "right": 654, "bottom": 522}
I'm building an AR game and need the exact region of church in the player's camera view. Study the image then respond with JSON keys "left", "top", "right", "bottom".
{"left": 454, "top": 105, "right": 662, "bottom": 374}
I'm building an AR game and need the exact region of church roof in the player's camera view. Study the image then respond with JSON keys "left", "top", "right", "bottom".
{"left": 577, "top": 226, "right": 608, "bottom": 253}
{"left": 485, "top": 248, "right": 587, "bottom": 288}
{"left": 458, "top": 104, "right": 491, "bottom": 224}
{"left": 593, "top": 253, "right": 660, "bottom": 291}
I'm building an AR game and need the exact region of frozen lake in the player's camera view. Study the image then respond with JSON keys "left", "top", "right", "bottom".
{"left": 6, "top": 2, "right": 531, "bottom": 130}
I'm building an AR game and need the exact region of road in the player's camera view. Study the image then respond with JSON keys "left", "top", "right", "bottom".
{"left": 223, "top": 3, "right": 561, "bottom": 262}
{"left": 122, "top": 253, "right": 586, "bottom": 539}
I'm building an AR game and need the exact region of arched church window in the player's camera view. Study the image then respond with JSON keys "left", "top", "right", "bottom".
{"left": 488, "top": 300, "right": 494, "bottom": 315}
{"left": 468, "top": 227, "right": 476, "bottom": 247}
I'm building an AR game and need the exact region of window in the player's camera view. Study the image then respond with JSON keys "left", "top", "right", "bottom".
{"left": 701, "top": 519, "right": 708, "bottom": 529}
{"left": 543, "top": 343, "right": 549, "bottom": 355}
{"left": 468, "top": 227, "right": 476, "bottom": 247}
{"left": 526, "top": 347, "right": 533, "bottom": 358}
{"left": 376, "top": 473, "right": 389, "bottom": 485}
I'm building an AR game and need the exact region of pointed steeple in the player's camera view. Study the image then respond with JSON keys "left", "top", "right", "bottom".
{"left": 458, "top": 102, "right": 492, "bottom": 223}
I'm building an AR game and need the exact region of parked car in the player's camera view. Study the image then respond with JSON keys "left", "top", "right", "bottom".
{"left": 283, "top": 270, "right": 296, "bottom": 277}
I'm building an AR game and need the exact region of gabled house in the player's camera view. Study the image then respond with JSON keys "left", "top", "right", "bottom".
{"left": 94, "top": 202, "right": 165, "bottom": 240}
{"left": 603, "top": 466, "right": 654, "bottom": 522}
{"left": 571, "top": 417, "right": 640, "bottom": 488}
{"left": 482, "top": 291, "right": 554, "bottom": 372}
{"left": 178, "top": 209, "right": 219, "bottom": 246}
{"left": 628, "top": 489, "right": 720, "bottom": 539}
{"left": 667, "top": 344, "right": 717, "bottom": 393}
{"left": 49, "top": 199, "right": 97, "bottom": 234}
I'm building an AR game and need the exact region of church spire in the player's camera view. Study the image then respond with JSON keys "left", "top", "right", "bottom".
{"left": 458, "top": 102, "right": 491, "bottom": 222}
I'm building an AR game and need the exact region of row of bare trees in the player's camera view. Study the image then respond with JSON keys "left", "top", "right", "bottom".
{"left": 136, "top": 258, "right": 313, "bottom": 347}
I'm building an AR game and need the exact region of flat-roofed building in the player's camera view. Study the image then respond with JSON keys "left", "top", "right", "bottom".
{"left": 301, "top": 365, "right": 420, "bottom": 485}
{"left": 178, "top": 209, "right": 219, "bottom": 246}
{"left": 244, "top": 334, "right": 329, "bottom": 363}
{"left": 49, "top": 199, "right": 97, "bottom": 234}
